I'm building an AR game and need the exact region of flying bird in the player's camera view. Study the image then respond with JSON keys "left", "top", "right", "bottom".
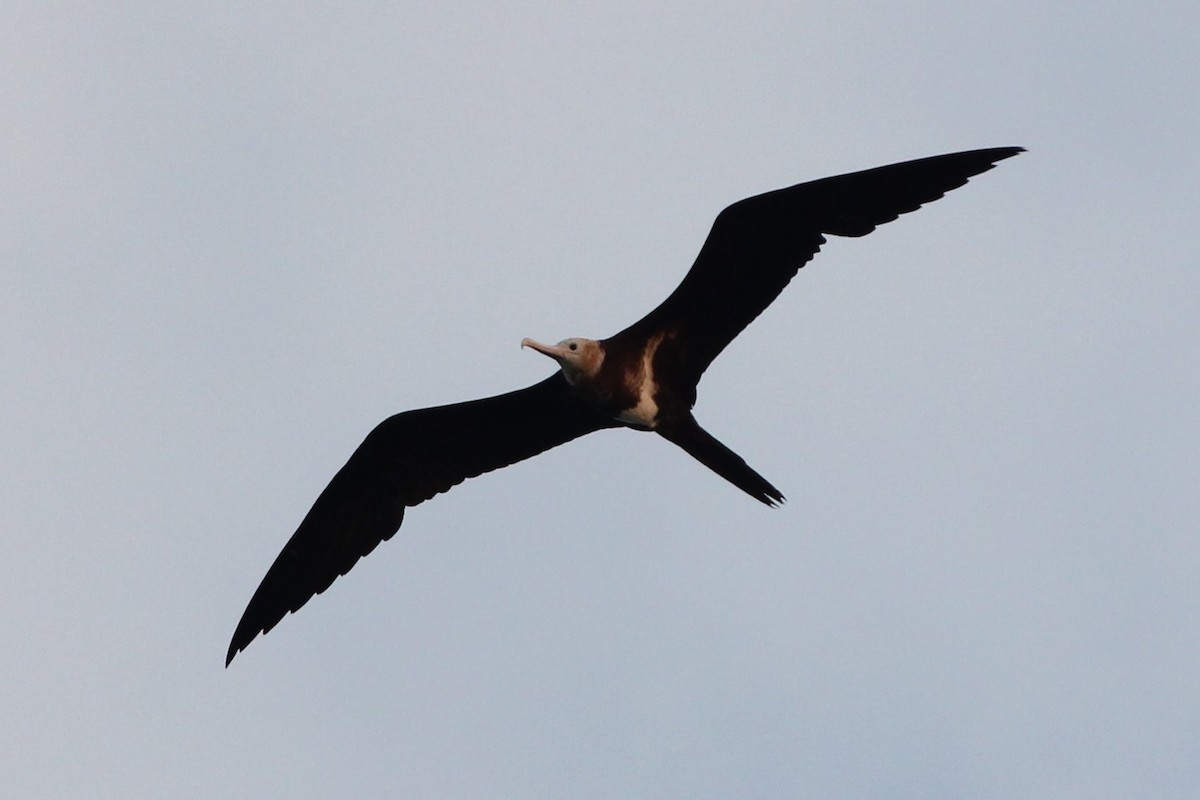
{"left": 227, "top": 146, "right": 1023, "bottom": 665}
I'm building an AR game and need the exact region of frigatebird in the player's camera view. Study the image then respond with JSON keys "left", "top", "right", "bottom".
{"left": 226, "top": 146, "right": 1022, "bottom": 664}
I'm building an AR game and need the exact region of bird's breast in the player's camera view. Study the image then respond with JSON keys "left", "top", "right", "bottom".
{"left": 610, "top": 332, "right": 666, "bottom": 429}
{"left": 616, "top": 385, "right": 660, "bottom": 428}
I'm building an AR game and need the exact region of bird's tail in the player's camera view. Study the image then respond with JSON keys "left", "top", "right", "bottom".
{"left": 657, "top": 416, "right": 784, "bottom": 507}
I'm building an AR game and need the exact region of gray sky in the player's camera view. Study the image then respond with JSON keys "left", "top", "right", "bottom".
{"left": 3, "top": 2, "right": 1197, "bottom": 797}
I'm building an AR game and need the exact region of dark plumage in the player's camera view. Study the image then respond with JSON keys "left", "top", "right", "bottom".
{"left": 227, "top": 146, "right": 1023, "bottom": 665}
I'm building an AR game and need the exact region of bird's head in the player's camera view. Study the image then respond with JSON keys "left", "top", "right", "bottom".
{"left": 521, "top": 337, "right": 604, "bottom": 385}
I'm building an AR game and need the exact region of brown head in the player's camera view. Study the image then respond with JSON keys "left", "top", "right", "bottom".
{"left": 521, "top": 337, "right": 604, "bottom": 386}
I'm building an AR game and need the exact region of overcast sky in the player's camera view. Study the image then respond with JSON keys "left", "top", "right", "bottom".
{"left": 3, "top": 2, "right": 1197, "bottom": 797}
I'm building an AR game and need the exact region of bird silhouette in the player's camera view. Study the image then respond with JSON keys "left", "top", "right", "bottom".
{"left": 227, "top": 146, "right": 1023, "bottom": 665}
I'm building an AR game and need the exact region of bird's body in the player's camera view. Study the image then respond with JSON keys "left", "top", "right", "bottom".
{"left": 523, "top": 333, "right": 669, "bottom": 429}
{"left": 227, "top": 146, "right": 1023, "bottom": 665}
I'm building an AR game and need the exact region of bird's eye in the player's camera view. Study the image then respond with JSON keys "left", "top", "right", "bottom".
{"left": 568, "top": 342, "right": 578, "bottom": 351}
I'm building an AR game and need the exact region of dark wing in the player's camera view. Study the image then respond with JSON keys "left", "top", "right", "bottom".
{"left": 609, "top": 147, "right": 1023, "bottom": 383}
{"left": 226, "top": 373, "right": 615, "bottom": 665}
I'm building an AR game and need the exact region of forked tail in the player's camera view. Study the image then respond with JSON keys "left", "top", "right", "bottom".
{"left": 657, "top": 416, "right": 785, "bottom": 506}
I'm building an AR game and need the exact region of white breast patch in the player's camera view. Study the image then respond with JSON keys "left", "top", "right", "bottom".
{"left": 616, "top": 333, "right": 663, "bottom": 428}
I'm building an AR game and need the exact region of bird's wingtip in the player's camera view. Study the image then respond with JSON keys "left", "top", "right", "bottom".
{"left": 993, "top": 146, "right": 1026, "bottom": 159}
{"left": 225, "top": 623, "right": 262, "bottom": 667}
